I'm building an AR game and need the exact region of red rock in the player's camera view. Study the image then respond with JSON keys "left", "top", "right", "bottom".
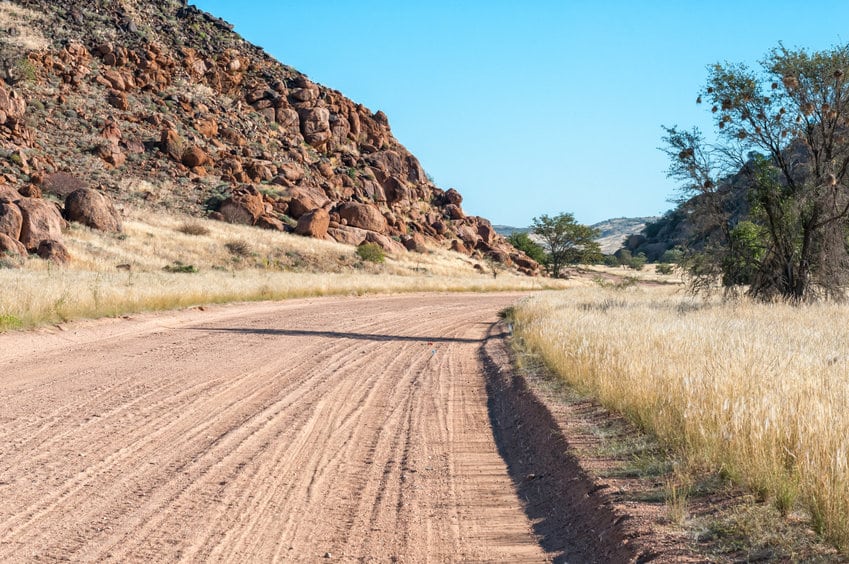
{"left": 107, "top": 90, "right": 129, "bottom": 111}
{"left": 298, "top": 107, "right": 331, "bottom": 147}
{"left": 444, "top": 204, "right": 464, "bottom": 220}
{"left": 402, "top": 232, "right": 427, "bottom": 253}
{"left": 0, "top": 85, "right": 26, "bottom": 126}
{"left": 17, "top": 184, "right": 41, "bottom": 198}
{"left": 444, "top": 188, "right": 463, "bottom": 206}
{"left": 365, "top": 231, "right": 405, "bottom": 254}
{"left": 451, "top": 239, "right": 471, "bottom": 255}
{"left": 218, "top": 185, "right": 264, "bottom": 225}
{"left": 337, "top": 202, "right": 387, "bottom": 233}
{"left": 328, "top": 225, "right": 368, "bottom": 246}
{"left": 0, "top": 185, "right": 20, "bottom": 202}
{"left": 16, "top": 198, "right": 64, "bottom": 252}
{"left": 64, "top": 188, "right": 123, "bottom": 233}
{"left": 160, "top": 128, "right": 184, "bottom": 161}
{"left": 256, "top": 215, "right": 286, "bottom": 231}
{"left": 181, "top": 146, "right": 210, "bottom": 168}
{"left": 295, "top": 208, "right": 330, "bottom": 238}
{"left": 195, "top": 118, "right": 218, "bottom": 138}
{"left": 0, "top": 201, "right": 23, "bottom": 240}
{"left": 36, "top": 239, "right": 70, "bottom": 264}
{"left": 0, "top": 232, "right": 25, "bottom": 257}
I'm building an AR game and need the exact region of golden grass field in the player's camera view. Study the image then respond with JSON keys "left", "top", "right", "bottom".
{"left": 0, "top": 210, "right": 569, "bottom": 331}
{"left": 513, "top": 284, "right": 849, "bottom": 551}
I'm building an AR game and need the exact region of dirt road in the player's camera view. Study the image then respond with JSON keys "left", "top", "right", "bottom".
{"left": 0, "top": 293, "right": 559, "bottom": 562}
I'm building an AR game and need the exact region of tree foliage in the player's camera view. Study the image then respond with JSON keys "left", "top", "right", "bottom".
{"left": 531, "top": 213, "right": 601, "bottom": 277}
{"left": 507, "top": 232, "right": 547, "bottom": 264}
{"left": 663, "top": 43, "right": 849, "bottom": 301}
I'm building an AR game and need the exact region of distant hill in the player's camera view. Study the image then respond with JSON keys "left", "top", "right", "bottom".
{"left": 494, "top": 217, "right": 657, "bottom": 255}
{"left": 591, "top": 216, "right": 657, "bottom": 254}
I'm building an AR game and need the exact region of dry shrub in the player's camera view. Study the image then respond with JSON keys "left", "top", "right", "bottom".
{"left": 177, "top": 222, "right": 210, "bottom": 236}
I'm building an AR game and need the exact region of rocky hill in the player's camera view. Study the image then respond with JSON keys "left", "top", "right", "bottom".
{"left": 0, "top": 0, "right": 539, "bottom": 274}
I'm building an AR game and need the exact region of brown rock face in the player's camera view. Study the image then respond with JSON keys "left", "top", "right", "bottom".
{"left": 295, "top": 208, "right": 330, "bottom": 238}
{"left": 181, "top": 146, "right": 210, "bottom": 168}
{"left": 218, "top": 185, "right": 264, "bottom": 225}
{"left": 0, "top": 185, "right": 20, "bottom": 203}
{"left": 444, "top": 204, "right": 465, "bottom": 220}
{"left": 0, "top": 232, "right": 26, "bottom": 257}
{"left": 64, "top": 188, "right": 123, "bottom": 233}
{"left": 328, "top": 225, "right": 368, "bottom": 246}
{"left": 36, "top": 239, "right": 71, "bottom": 264}
{"left": 337, "top": 202, "right": 387, "bottom": 233}
{"left": 298, "top": 107, "right": 331, "bottom": 147}
{"left": 444, "top": 188, "right": 463, "bottom": 206}
{"left": 402, "top": 232, "right": 427, "bottom": 253}
{"left": 17, "top": 198, "right": 65, "bottom": 252}
{"left": 0, "top": 84, "right": 26, "bottom": 126}
{"left": 0, "top": 202, "right": 23, "bottom": 240}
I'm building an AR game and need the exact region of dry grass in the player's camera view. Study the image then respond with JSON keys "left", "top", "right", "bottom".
{"left": 0, "top": 209, "right": 568, "bottom": 331}
{"left": 513, "top": 285, "right": 849, "bottom": 551}
{"left": 0, "top": 4, "right": 50, "bottom": 51}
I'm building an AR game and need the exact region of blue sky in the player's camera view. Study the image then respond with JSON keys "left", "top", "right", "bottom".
{"left": 193, "top": 1, "right": 849, "bottom": 226}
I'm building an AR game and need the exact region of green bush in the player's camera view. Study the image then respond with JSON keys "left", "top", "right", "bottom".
{"left": 507, "top": 232, "right": 547, "bottom": 264}
{"left": 356, "top": 242, "right": 385, "bottom": 263}
{"left": 656, "top": 263, "right": 674, "bottom": 275}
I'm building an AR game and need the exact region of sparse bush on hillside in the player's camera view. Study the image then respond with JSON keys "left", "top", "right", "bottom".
{"left": 356, "top": 242, "right": 385, "bottom": 263}
{"left": 225, "top": 240, "right": 252, "bottom": 257}
{"left": 177, "top": 222, "right": 210, "bottom": 236}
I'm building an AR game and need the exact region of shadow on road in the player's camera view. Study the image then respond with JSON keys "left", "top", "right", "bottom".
{"left": 188, "top": 326, "right": 491, "bottom": 345}
{"left": 479, "top": 324, "right": 638, "bottom": 564}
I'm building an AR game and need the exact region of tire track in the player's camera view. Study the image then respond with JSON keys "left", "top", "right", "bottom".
{"left": 0, "top": 293, "right": 552, "bottom": 562}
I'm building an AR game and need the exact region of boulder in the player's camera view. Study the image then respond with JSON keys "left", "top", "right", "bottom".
{"left": 285, "top": 185, "right": 329, "bottom": 218}
{"left": 0, "top": 232, "right": 25, "bottom": 256}
{"left": 218, "top": 185, "right": 264, "bottom": 225}
{"left": 0, "top": 84, "right": 26, "bottom": 127}
{"left": 444, "top": 188, "right": 463, "bottom": 206}
{"left": 64, "top": 188, "right": 123, "bottom": 233}
{"left": 298, "top": 107, "right": 331, "bottom": 147}
{"left": 402, "top": 232, "right": 427, "bottom": 253}
{"left": 337, "top": 202, "right": 387, "bottom": 233}
{"left": 256, "top": 215, "right": 286, "bottom": 231}
{"left": 451, "top": 239, "right": 471, "bottom": 255}
{"left": 444, "top": 204, "right": 464, "bottom": 220}
{"left": 0, "top": 185, "right": 20, "bottom": 202}
{"left": 0, "top": 201, "right": 23, "bottom": 240}
{"left": 181, "top": 146, "right": 210, "bottom": 168}
{"left": 36, "top": 239, "right": 70, "bottom": 265}
{"left": 476, "top": 221, "right": 495, "bottom": 245}
{"left": 328, "top": 225, "right": 369, "bottom": 246}
{"left": 160, "top": 127, "right": 184, "bottom": 161}
{"left": 364, "top": 231, "right": 405, "bottom": 254}
{"left": 17, "top": 198, "right": 65, "bottom": 252}
{"left": 295, "top": 208, "right": 330, "bottom": 238}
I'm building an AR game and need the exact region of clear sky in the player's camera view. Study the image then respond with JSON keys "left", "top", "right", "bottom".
{"left": 192, "top": 1, "right": 849, "bottom": 226}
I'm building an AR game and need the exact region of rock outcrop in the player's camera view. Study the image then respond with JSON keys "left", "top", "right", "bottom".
{"left": 0, "top": 0, "right": 541, "bottom": 275}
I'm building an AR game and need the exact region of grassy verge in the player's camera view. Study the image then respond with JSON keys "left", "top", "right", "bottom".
{"left": 512, "top": 285, "right": 849, "bottom": 555}
{"left": 0, "top": 210, "right": 571, "bottom": 332}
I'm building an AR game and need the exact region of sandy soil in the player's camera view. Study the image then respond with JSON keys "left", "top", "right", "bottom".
{"left": 0, "top": 293, "right": 569, "bottom": 562}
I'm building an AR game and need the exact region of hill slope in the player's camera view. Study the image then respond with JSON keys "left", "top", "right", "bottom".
{"left": 0, "top": 0, "right": 538, "bottom": 274}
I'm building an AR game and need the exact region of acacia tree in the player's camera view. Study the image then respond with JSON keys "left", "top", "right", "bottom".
{"left": 663, "top": 44, "right": 849, "bottom": 301}
{"left": 531, "top": 213, "right": 601, "bottom": 277}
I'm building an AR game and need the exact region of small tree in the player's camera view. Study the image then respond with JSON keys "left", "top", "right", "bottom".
{"left": 531, "top": 213, "right": 601, "bottom": 277}
{"left": 507, "top": 232, "right": 547, "bottom": 264}
{"left": 663, "top": 43, "right": 849, "bottom": 301}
